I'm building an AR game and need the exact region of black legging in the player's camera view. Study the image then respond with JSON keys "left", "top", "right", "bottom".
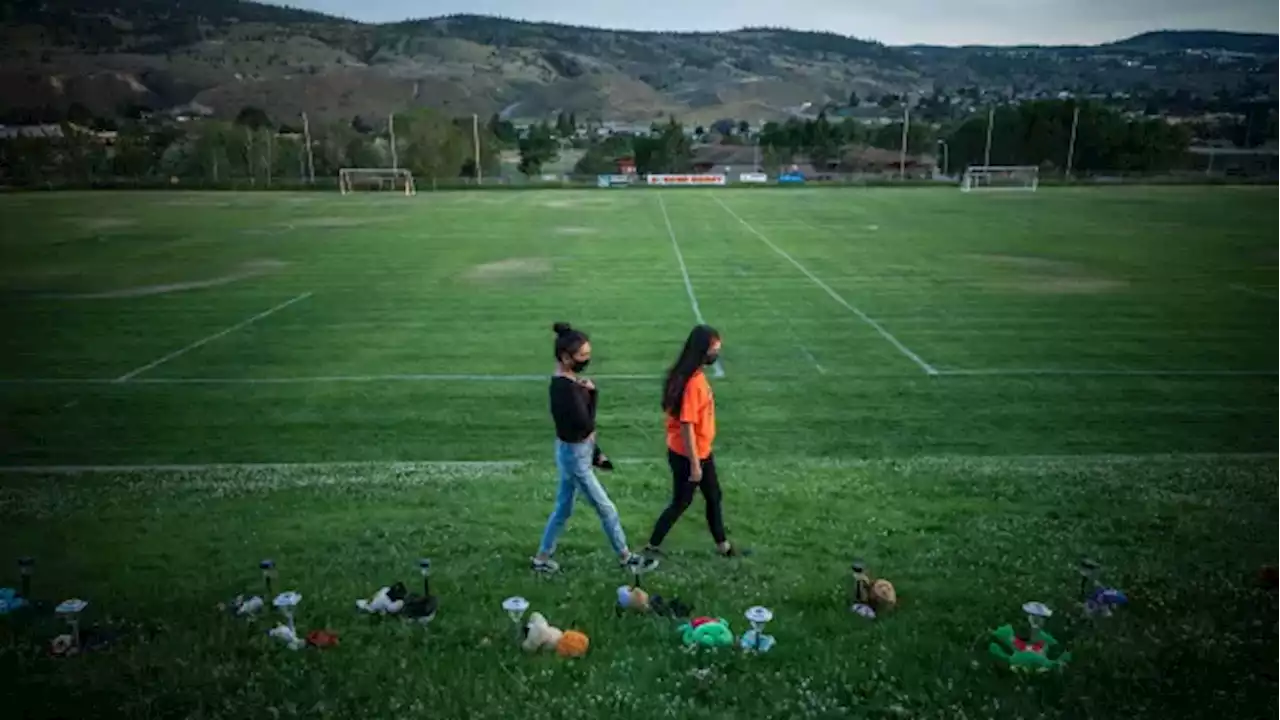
{"left": 649, "top": 450, "right": 726, "bottom": 546}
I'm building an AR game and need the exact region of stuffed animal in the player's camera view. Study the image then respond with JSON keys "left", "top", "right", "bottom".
{"left": 616, "top": 585, "right": 651, "bottom": 614}
{"left": 522, "top": 612, "right": 564, "bottom": 652}
{"left": 521, "top": 611, "right": 589, "bottom": 657}
{"left": 680, "top": 617, "right": 734, "bottom": 648}
{"left": 557, "top": 630, "right": 590, "bottom": 658}
{"left": 871, "top": 579, "right": 897, "bottom": 611}
{"left": 356, "top": 583, "right": 407, "bottom": 615}
{"left": 849, "top": 561, "right": 897, "bottom": 618}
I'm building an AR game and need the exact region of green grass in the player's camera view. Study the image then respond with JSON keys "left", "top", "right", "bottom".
{"left": 0, "top": 187, "right": 1276, "bottom": 719}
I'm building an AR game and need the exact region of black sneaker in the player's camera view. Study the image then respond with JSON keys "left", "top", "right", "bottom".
{"left": 622, "top": 553, "right": 659, "bottom": 574}
{"left": 717, "top": 544, "right": 752, "bottom": 558}
{"left": 642, "top": 544, "right": 666, "bottom": 557}
{"left": 530, "top": 557, "right": 560, "bottom": 574}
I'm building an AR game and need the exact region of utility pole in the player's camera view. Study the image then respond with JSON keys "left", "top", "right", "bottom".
{"left": 983, "top": 106, "right": 995, "bottom": 167}
{"left": 898, "top": 103, "right": 910, "bottom": 180}
{"left": 389, "top": 111, "right": 398, "bottom": 170}
{"left": 300, "top": 112, "right": 316, "bottom": 184}
{"left": 472, "top": 113, "right": 482, "bottom": 185}
{"left": 1064, "top": 105, "right": 1080, "bottom": 179}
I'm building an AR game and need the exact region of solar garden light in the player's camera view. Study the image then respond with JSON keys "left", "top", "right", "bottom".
{"left": 502, "top": 596, "right": 529, "bottom": 638}
{"left": 274, "top": 591, "right": 302, "bottom": 634}
{"left": 1078, "top": 558, "right": 1100, "bottom": 600}
{"left": 55, "top": 598, "right": 88, "bottom": 650}
{"left": 18, "top": 556, "right": 33, "bottom": 599}
{"left": 260, "top": 559, "right": 276, "bottom": 598}
{"left": 744, "top": 605, "right": 773, "bottom": 651}
{"left": 1022, "top": 601, "right": 1052, "bottom": 633}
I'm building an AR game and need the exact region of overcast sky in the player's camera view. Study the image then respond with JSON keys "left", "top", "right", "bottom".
{"left": 273, "top": 0, "right": 1277, "bottom": 45}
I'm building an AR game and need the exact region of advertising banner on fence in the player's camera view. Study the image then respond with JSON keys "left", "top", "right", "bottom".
{"left": 739, "top": 172, "right": 769, "bottom": 184}
{"left": 778, "top": 172, "right": 806, "bottom": 184}
{"left": 597, "top": 174, "right": 632, "bottom": 188}
{"left": 645, "top": 174, "right": 727, "bottom": 186}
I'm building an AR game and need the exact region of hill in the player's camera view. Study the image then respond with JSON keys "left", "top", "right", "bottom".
{"left": 0, "top": 2, "right": 1274, "bottom": 124}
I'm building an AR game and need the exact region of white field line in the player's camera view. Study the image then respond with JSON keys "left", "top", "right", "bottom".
{"left": 937, "top": 368, "right": 1277, "bottom": 377}
{"left": 0, "top": 452, "right": 1273, "bottom": 475}
{"left": 657, "top": 194, "right": 725, "bottom": 378}
{"left": 0, "top": 373, "right": 663, "bottom": 385}
{"left": 711, "top": 195, "right": 938, "bottom": 376}
{"left": 1230, "top": 283, "right": 1278, "bottom": 300}
{"left": 114, "top": 293, "right": 313, "bottom": 382}
{"left": 1, "top": 368, "right": 1275, "bottom": 385}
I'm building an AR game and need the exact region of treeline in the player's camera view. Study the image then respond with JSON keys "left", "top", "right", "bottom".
{"left": 0, "top": 107, "right": 504, "bottom": 187}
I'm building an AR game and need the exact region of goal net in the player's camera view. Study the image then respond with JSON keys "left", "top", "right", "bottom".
{"left": 338, "top": 168, "right": 416, "bottom": 195}
{"left": 960, "top": 165, "right": 1039, "bottom": 192}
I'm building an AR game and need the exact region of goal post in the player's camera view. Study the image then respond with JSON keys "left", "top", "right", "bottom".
{"left": 960, "top": 165, "right": 1039, "bottom": 192}
{"left": 338, "top": 168, "right": 416, "bottom": 195}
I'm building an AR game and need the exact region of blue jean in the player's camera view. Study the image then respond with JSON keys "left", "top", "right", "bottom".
{"left": 538, "top": 439, "right": 628, "bottom": 557}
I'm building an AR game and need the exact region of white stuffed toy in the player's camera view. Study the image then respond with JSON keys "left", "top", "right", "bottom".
{"left": 356, "top": 586, "right": 405, "bottom": 615}
{"left": 521, "top": 611, "right": 564, "bottom": 652}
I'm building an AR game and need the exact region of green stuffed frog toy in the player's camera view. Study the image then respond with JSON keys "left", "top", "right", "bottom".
{"left": 679, "top": 616, "right": 734, "bottom": 648}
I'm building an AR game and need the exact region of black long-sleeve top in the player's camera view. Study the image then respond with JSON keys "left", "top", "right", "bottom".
{"left": 549, "top": 375, "right": 596, "bottom": 443}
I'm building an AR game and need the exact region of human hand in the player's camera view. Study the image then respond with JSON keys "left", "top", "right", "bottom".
{"left": 689, "top": 462, "right": 703, "bottom": 484}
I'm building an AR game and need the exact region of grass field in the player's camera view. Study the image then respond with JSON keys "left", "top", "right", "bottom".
{"left": 0, "top": 186, "right": 1276, "bottom": 719}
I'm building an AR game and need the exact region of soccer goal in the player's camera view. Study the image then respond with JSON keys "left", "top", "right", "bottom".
{"left": 338, "top": 168, "right": 416, "bottom": 195}
{"left": 960, "top": 165, "right": 1039, "bottom": 192}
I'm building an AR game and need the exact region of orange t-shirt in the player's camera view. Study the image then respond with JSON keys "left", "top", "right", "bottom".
{"left": 665, "top": 370, "right": 716, "bottom": 459}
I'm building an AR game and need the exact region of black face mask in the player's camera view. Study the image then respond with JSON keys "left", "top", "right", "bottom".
{"left": 571, "top": 359, "right": 590, "bottom": 373}
{"left": 703, "top": 353, "right": 719, "bottom": 366}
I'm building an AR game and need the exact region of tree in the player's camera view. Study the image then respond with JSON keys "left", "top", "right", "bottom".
{"left": 574, "top": 134, "right": 634, "bottom": 175}
{"left": 235, "top": 106, "right": 271, "bottom": 131}
{"left": 737, "top": 119, "right": 751, "bottom": 136}
{"left": 396, "top": 109, "right": 469, "bottom": 182}
{"left": 351, "top": 115, "right": 376, "bottom": 134}
{"left": 518, "top": 121, "right": 558, "bottom": 176}
{"left": 487, "top": 113, "right": 517, "bottom": 145}
{"left": 65, "top": 102, "right": 95, "bottom": 127}
{"left": 848, "top": 90, "right": 860, "bottom": 107}
{"left": 877, "top": 94, "right": 899, "bottom": 109}
{"left": 710, "top": 118, "right": 735, "bottom": 136}
{"left": 555, "top": 112, "right": 573, "bottom": 138}
{"left": 634, "top": 117, "right": 693, "bottom": 174}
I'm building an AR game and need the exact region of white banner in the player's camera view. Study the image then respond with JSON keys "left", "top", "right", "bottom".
{"left": 739, "top": 172, "right": 769, "bottom": 184}
{"left": 645, "top": 174, "right": 727, "bottom": 186}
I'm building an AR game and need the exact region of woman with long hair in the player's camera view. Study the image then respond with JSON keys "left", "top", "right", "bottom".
{"left": 644, "top": 324, "right": 739, "bottom": 557}
{"left": 531, "top": 322, "right": 659, "bottom": 574}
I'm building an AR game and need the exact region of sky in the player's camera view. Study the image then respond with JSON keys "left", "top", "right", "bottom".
{"left": 271, "top": 0, "right": 1278, "bottom": 46}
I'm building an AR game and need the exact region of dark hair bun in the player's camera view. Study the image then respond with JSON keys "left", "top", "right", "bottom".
{"left": 552, "top": 322, "right": 573, "bottom": 336}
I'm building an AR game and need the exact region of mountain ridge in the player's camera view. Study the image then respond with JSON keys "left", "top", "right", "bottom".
{"left": 0, "top": 3, "right": 1274, "bottom": 125}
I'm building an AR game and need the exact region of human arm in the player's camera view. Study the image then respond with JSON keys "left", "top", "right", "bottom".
{"left": 682, "top": 422, "right": 701, "bottom": 483}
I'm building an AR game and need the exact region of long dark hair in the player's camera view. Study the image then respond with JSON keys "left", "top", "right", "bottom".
{"left": 662, "top": 324, "right": 720, "bottom": 416}
{"left": 552, "top": 322, "right": 589, "bottom": 362}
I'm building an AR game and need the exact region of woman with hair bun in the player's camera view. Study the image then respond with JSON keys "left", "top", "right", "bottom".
{"left": 531, "top": 322, "right": 659, "bottom": 575}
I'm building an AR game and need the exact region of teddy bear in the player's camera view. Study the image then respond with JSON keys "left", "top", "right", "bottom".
{"left": 522, "top": 612, "right": 589, "bottom": 658}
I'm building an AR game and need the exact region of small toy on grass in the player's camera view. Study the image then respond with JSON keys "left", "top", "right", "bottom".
{"left": 1, "top": 557, "right": 36, "bottom": 614}
{"left": 402, "top": 558, "right": 439, "bottom": 623}
{"left": 521, "top": 611, "right": 589, "bottom": 658}
{"left": 739, "top": 606, "right": 775, "bottom": 653}
{"left": 680, "top": 616, "right": 734, "bottom": 649}
{"left": 1078, "top": 558, "right": 1127, "bottom": 618}
{"left": 270, "top": 592, "right": 305, "bottom": 650}
{"left": 849, "top": 559, "right": 897, "bottom": 619}
{"left": 502, "top": 596, "right": 529, "bottom": 640}
{"left": 356, "top": 583, "right": 407, "bottom": 615}
{"left": 988, "top": 601, "right": 1072, "bottom": 673}
{"left": 221, "top": 559, "right": 278, "bottom": 617}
